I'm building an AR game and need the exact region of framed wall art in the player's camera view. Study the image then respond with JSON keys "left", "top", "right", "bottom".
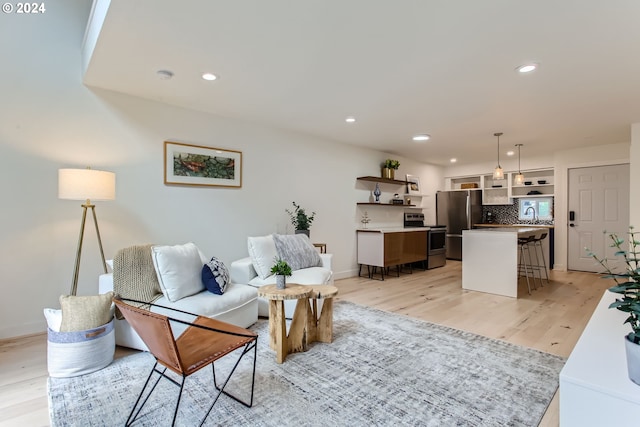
{"left": 164, "top": 141, "right": 242, "bottom": 188}
{"left": 406, "top": 174, "right": 421, "bottom": 195}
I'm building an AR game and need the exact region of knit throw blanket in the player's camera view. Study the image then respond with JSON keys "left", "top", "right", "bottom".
{"left": 113, "top": 244, "right": 163, "bottom": 318}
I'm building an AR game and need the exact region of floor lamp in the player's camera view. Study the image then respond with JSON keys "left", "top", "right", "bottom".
{"left": 59, "top": 168, "right": 116, "bottom": 296}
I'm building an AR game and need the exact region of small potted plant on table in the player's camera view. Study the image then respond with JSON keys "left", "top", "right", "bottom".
{"left": 271, "top": 258, "right": 292, "bottom": 290}
{"left": 381, "top": 159, "right": 400, "bottom": 180}
{"left": 589, "top": 226, "right": 640, "bottom": 385}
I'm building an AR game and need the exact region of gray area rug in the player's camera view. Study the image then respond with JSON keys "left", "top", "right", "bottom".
{"left": 48, "top": 301, "right": 564, "bottom": 426}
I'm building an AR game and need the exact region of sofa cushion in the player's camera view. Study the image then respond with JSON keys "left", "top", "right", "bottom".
{"left": 153, "top": 283, "right": 258, "bottom": 318}
{"left": 273, "top": 233, "right": 322, "bottom": 271}
{"left": 151, "top": 242, "right": 205, "bottom": 302}
{"left": 202, "top": 256, "right": 229, "bottom": 295}
{"left": 248, "top": 266, "right": 332, "bottom": 287}
{"left": 248, "top": 235, "right": 278, "bottom": 280}
{"left": 59, "top": 291, "right": 115, "bottom": 332}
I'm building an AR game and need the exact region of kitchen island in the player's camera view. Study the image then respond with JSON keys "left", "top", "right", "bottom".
{"left": 462, "top": 227, "right": 549, "bottom": 298}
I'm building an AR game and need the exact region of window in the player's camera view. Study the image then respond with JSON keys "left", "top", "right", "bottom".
{"left": 519, "top": 197, "right": 553, "bottom": 221}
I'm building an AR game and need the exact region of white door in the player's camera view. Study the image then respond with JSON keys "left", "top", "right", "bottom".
{"left": 568, "top": 164, "right": 629, "bottom": 272}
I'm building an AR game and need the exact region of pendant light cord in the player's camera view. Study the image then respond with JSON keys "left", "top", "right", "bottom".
{"left": 494, "top": 132, "right": 503, "bottom": 167}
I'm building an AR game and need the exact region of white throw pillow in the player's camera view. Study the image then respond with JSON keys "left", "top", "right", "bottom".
{"left": 151, "top": 242, "right": 205, "bottom": 302}
{"left": 248, "top": 235, "right": 278, "bottom": 280}
{"left": 44, "top": 308, "right": 63, "bottom": 332}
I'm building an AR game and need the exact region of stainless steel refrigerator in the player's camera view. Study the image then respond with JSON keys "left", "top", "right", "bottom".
{"left": 436, "top": 190, "right": 483, "bottom": 260}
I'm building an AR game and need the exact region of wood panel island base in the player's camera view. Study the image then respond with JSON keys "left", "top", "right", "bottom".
{"left": 357, "top": 228, "right": 428, "bottom": 280}
{"left": 462, "top": 227, "right": 549, "bottom": 298}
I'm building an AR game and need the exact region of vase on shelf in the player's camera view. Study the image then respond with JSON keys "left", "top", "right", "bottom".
{"left": 381, "top": 168, "right": 395, "bottom": 180}
{"left": 373, "top": 183, "right": 381, "bottom": 203}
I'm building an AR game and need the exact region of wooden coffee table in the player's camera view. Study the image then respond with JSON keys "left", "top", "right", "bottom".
{"left": 257, "top": 284, "right": 311, "bottom": 364}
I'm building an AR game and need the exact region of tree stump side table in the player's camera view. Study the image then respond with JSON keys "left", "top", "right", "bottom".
{"left": 307, "top": 285, "right": 339, "bottom": 343}
{"left": 257, "top": 284, "right": 311, "bottom": 364}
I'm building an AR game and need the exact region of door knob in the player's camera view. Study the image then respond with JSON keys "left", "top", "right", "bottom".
{"left": 569, "top": 223, "right": 575, "bottom": 227}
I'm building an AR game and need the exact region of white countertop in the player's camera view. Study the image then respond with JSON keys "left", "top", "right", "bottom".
{"left": 474, "top": 223, "right": 554, "bottom": 229}
{"left": 356, "top": 227, "right": 431, "bottom": 233}
{"left": 466, "top": 227, "right": 541, "bottom": 232}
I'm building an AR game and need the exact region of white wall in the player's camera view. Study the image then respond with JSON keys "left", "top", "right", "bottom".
{"left": 0, "top": 1, "right": 443, "bottom": 338}
{"left": 631, "top": 124, "right": 640, "bottom": 229}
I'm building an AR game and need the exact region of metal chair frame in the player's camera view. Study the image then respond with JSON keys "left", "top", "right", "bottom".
{"left": 114, "top": 297, "right": 258, "bottom": 427}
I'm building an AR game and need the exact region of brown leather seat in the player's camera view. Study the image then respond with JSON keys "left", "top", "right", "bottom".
{"left": 113, "top": 296, "right": 258, "bottom": 427}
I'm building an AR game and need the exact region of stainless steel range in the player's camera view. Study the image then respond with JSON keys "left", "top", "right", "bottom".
{"left": 403, "top": 213, "right": 446, "bottom": 269}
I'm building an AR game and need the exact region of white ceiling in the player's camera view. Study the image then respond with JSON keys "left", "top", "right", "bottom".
{"left": 83, "top": 0, "right": 640, "bottom": 166}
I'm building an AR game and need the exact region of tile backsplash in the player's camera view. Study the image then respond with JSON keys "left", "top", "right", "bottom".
{"left": 482, "top": 198, "right": 554, "bottom": 226}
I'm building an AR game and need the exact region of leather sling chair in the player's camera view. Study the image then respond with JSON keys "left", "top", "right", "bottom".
{"left": 113, "top": 296, "right": 258, "bottom": 427}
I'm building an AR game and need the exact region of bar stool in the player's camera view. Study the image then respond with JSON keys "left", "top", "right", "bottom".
{"left": 518, "top": 235, "right": 537, "bottom": 294}
{"left": 532, "top": 232, "right": 550, "bottom": 285}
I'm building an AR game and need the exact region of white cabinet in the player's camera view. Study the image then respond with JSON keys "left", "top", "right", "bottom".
{"left": 482, "top": 174, "right": 509, "bottom": 205}
{"left": 509, "top": 169, "right": 554, "bottom": 198}
{"left": 560, "top": 290, "right": 640, "bottom": 426}
{"left": 445, "top": 168, "right": 554, "bottom": 205}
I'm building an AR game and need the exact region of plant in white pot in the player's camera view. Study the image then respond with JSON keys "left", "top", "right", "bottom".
{"left": 589, "top": 226, "right": 640, "bottom": 385}
{"left": 285, "top": 201, "right": 316, "bottom": 237}
{"left": 270, "top": 258, "right": 292, "bottom": 290}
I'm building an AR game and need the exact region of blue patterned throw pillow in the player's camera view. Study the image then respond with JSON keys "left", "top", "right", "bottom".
{"left": 201, "top": 256, "right": 229, "bottom": 295}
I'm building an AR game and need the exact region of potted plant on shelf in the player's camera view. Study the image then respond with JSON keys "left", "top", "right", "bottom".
{"left": 381, "top": 159, "right": 400, "bottom": 180}
{"left": 589, "top": 226, "right": 640, "bottom": 385}
{"left": 270, "top": 258, "right": 292, "bottom": 290}
{"left": 286, "top": 201, "right": 316, "bottom": 237}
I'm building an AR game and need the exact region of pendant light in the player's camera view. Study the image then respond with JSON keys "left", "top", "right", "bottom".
{"left": 514, "top": 144, "right": 525, "bottom": 185}
{"left": 493, "top": 132, "right": 504, "bottom": 180}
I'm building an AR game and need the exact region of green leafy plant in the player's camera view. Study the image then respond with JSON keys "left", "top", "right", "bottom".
{"left": 285, "top": 201, "right": 316, "bottom": 231}
{"left": 270, "top": 258, "right": 292, "bottom": 276}
{"left": 588, "top": 226, "right": 640, "bottom": 344}
{"left": 382, "top": 159, "right": 400, "bottom": 170}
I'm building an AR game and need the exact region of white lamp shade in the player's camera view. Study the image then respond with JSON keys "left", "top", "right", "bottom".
{"left": 58, "top": 168, "right": 116, "bottom": 201}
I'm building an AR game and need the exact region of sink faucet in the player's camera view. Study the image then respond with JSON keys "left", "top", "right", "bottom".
{"left": 524, "top": 206, "right": 538, "bottom": 224}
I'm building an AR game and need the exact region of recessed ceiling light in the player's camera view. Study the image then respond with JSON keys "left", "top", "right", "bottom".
{"left": 450, "top": 158, "right": 457, "bottom": 163}
{"left": 156, "top": 70, "right": 174, "bottom": 80}
{"left": 412, "top": 134, "right": 430, "bottom": 141}
{"left": 516, "top": 63, "right": 538, "bottom": 73}
{"left": 345, "top": 116, "right": 356, "bottom": 123}
{"left": 506, "top": 150, "right": 515, "bottom": 156}
{"left": 202, "top": 73, "right": 218, "bottom": 81}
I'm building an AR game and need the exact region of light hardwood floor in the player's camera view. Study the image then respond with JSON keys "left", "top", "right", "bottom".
{"left": 0, "top": 261, "right": 610, "bottom": 426}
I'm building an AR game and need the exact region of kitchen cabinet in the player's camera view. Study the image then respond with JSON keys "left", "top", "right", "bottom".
{"left": 445, "top": 168, "right": 554, "bottom": 205}
{"left": 357, "top": 229, "right": 428, "bottom": 279}
{"left": 509, "top": 169, "right": 554, "bottom": 198}
{"left": 482, "top": 174, "right": 510, "bottom": 205}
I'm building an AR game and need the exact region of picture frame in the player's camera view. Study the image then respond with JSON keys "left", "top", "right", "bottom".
{"left": 406, "top": 174, "right": 421, "bottom": 195}
{"left": 164, "top": 141, "right": 242, "bottom": 188}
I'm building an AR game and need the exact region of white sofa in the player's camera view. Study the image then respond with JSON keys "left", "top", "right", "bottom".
{"left": 229, "top": 234, "right": 333, "bottom": 318}
{"left": 100, "top": 243, "right": 258, "bottom": 351}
